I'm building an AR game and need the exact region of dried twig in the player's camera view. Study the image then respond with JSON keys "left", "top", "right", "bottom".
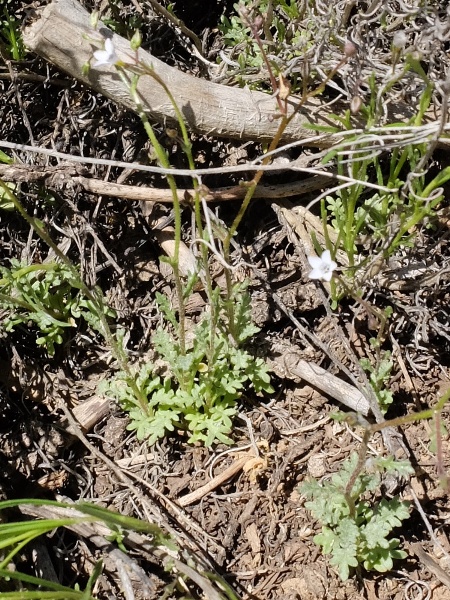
{"left": 0, "top": 162, "right": 332, "bottom": 202}
{"left": 178, "top": 455, "right": 255, "bottom": 507}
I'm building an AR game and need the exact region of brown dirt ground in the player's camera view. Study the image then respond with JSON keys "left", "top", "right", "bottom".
{"left": 1, "top": 1, "right": 450, "bottom": 599}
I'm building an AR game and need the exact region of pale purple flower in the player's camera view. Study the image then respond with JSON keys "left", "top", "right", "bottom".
{"left": 308, "top": 250, "right": 337, "bottom": 282}
{"left": 93, "top": 38, "right": 118, "bottom": 67}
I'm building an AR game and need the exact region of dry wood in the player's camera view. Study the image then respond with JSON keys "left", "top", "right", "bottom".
{"left": 23, "top": 0, "right": 415, "bottom": 146}
{"left": 409, "top": 543, "right": 450, "bottom": 591}
{"left": 282, "top": 353, "right": 371, "bottom": 416}
{"left": 0, "top": 162, "right": 332, "bottom": 201}
{"left": 0, "top": 357, "right": 109, "bottom": 432}
{"left": 71, "top": 395, "right": 110, "bottom": 433}
{"left": 116, "top": 453, "right": 155, "bottom": 468}
{"left": 76, "top": 173, "right": 332, "bottom": 202}
{"left": 177, "top": 454, "right": 254, "bottom": 507}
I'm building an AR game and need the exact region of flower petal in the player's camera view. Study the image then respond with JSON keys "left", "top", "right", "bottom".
{"left": 93, "top": 38, "right": 118, "bottom": 67}
{"left": 104, "top": 38, "right": 114, "bottom": 54}
{"left": 308, "top": 268, "right": 324, "bottom": 280}
{"left": 307, "top": 255, "right": 322, "bottom": 268}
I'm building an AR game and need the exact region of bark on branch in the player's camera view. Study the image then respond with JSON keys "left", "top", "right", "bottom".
{"left": 23, "top": 0, "right": 414, "bottom": 146}
{"left": 0, "top": 162, "right": 332, "bottom": 202}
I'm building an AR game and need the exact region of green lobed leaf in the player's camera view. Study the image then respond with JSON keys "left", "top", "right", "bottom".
{"left": 301, "top": 455, "right": 411, "bottom": 580}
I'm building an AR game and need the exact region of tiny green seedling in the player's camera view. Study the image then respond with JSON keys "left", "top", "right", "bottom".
{"left": 0, "top": 7, "right": 26, "bottom": 60}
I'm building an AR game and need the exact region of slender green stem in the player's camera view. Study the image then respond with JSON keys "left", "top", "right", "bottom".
{"left": 117, "top": 68, "right": 187, "bottom": 357}
{"left": 370, "top": 385, "right": 450, "bottom": 432}
{"left": 343, "top": 386, "right": 450, "bottom": 512}
{"left": 219, "top": 40, "right": 351, "bottom": 337}
{"left": 345, "top": 428, "right": 370, "bottom": 518}
{"left": 135, "top": 61, "right": 222, "bottom": 362}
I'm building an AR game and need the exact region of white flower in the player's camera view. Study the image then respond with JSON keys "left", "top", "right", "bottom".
{"left": 307, "top": 250, "right": 337, "bottom": 282}
{"left": 93, "top": 38, "right": 118, "bottom": 67}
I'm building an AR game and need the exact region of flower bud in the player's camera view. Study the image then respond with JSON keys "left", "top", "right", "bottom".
{"left": 253, "top": 15, "right": 264, "bottom": 30}
{"left": 130, "top": 29, "right": 142, "bottom": 51}
{"left": 90, "top": 10, "right": 99, "bottom": 29}
{"left": 392, "top": 31, "right": 407, "bottom": 49}
{"left": 350, "top": 95, "right": 363, "bottom": 114}
{"left": 344, "top": 40, "right": 357, "bottom": 58}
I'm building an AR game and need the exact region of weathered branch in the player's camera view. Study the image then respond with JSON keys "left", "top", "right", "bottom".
{"left": 23, "top": 0, "right": 414, "bottom": 146}
{"left": 284, "top": 357, "right": 371, "bottom": 416}
{"left": 0, "top": 162, "right": 332, "bottom": 202}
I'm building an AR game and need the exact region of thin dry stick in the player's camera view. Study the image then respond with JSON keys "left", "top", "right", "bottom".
{"left": 269, "top": 288, "right": 367, "bottom": 397}
{"left": 409, "top": 542, "right": 450, "bottom": 591}
{"left": 0, "top": 162, "right": 333, "bottom": 202}
{"left": 283, "top": 356, "right": 371, "bottom": 416}
{"left": 407, "top": 484, "right": 450, "bottom": 562}
{"left": 178, "top": 455, "right": 255, "bottom": 507}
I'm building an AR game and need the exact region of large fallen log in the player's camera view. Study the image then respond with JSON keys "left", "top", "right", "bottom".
{"left": 23, "top": 0, "right": 414, "bottom": 146}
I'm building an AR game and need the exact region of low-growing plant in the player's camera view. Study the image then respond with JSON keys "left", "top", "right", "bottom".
{"left": 0, "top": 179, "right": 147, "bottom": 416}
{"left": 300, "top": 453, "right": 413, "bottom": 581}
{"left": 300, "top": 383, "right": 450, "bottom": 581}
{"left": 0, "top": 19, "right": 278, "bottom": 452}
{"left": 218, "top": 0, "right": 315, "bottom": 90}
{"left": 100, "top": 283, "right": 273, "bottom": 446}
{"left": 0, "top": 259, "right": 115, "bottom": 356}
{"left": 84, "top": 26, "right": 287, "bottom": 447}
{"left": 320, "top": 66, "right": 450, "bottom": 277}
{"left": 360, "top": 349, "right": 394, "bottom": 415}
